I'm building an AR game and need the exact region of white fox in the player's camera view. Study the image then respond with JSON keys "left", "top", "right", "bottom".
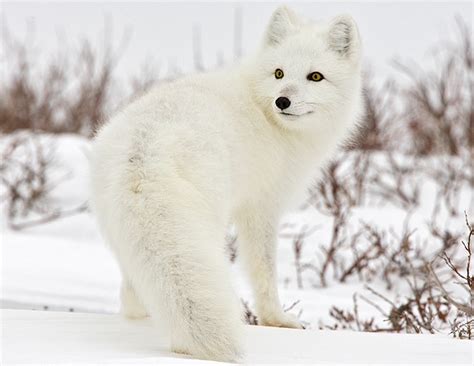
{"left": 90, "top": 6, "right": 363, "bottom": 362}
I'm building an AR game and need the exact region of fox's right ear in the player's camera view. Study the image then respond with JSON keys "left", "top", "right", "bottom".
{"left": 264, "top": 6, "right": 301, "bottom": 47}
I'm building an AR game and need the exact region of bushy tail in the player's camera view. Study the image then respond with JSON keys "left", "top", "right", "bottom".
{"left": 115, "top": 186, "right": 243, "bottom": 362}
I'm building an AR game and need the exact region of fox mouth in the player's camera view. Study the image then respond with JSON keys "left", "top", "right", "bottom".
{"left": 279, "top": 111, "right": 314, "bottom": 117}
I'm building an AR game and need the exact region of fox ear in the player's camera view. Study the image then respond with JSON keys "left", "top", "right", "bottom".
{"left": 264, "top": 6, "right": 301, "bottom": 47}
{"left": 327, "top": 15, "right": 361, "bottom": 60}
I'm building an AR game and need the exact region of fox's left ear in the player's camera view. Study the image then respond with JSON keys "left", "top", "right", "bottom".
{"left": 327, "top": 15, "right": 361, "bottom": 61}
{"left": 264, "top": 6, "right": 302, "bottom": 47}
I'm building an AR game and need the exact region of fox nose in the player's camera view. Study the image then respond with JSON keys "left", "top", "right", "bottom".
{"left": 275, "top": 97, "right": 291, "bottom": 110}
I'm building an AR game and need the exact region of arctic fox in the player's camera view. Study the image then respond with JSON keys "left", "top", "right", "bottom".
{"left": 90, "top": 6, "right": 363, "bottom": 362}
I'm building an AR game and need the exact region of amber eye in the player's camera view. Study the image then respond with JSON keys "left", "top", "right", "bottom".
{"left": 307, "top": 72, "right": 324, "bottom": 82}
{"left": 274, "top": 68, "right": 284, "bottom": 79}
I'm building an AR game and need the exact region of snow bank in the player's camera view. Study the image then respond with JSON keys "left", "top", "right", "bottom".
{"left": 1, "top": 309, "right": 472, "bottom": 365}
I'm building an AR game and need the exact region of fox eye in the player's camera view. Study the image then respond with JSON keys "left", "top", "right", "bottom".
{"left": 307, "top": 72, "right": 324, "bottom": 82}
{"left": 274, "top": 68, "right": 284, "bottom": 79}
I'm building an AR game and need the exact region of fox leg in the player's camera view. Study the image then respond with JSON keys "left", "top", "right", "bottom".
{"left": 236, "top": 209, "right": 302, "bottom": 329}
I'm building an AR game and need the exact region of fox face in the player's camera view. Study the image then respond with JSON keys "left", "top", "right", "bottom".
{"left": 250, "top": 7, "right": 363, "bottom": 131}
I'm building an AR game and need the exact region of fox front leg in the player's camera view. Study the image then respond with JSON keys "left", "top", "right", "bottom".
{"left": 235, "top": 209, "right": 303, "bottom": 329}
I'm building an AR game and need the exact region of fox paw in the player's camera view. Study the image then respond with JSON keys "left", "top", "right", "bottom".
{"left": 259, "top": 311, "right": 303, "bottom": 329}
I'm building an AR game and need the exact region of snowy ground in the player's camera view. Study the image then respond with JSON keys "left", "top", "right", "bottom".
{"left": 1, "top": 133, "right": 473, "bottom": 364}
{"left": 2, "top": 309, "right": 472, "bottom": 365}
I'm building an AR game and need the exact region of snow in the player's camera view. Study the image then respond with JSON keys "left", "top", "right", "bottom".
{"left": 1, "top": 219, "right": 121, "bottom": 313}
{"left": 2, "top": 309, "right": 472, "bottom": 365}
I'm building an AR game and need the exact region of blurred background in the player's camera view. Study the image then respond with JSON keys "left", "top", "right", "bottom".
{"left": 1, "top": 1, "right": 473, "bottom": 337}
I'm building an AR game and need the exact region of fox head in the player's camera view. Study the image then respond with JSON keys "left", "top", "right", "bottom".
{"left": 248, "top": 6, "right": 363, "bottom": 132}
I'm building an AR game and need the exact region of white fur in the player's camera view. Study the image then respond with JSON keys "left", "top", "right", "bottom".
{"left": 89, "top": 6, "right": 363, "bottom": 362}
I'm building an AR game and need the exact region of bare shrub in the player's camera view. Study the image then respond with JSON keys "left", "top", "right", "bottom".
{"left": 320, "top": 214, "right": 473, "bottom": 338}
{"left": 362, "top": 283, "right": 450, "bottom": 334}
{"left": 321, "top": 294, "right": 378, "bottom": 332}
{"left": 350, "top": 74, "right": 397, "bottom": 151}
{"left": 0, "top": 133, "right": 87, "bottom": 230}
{"left": 1, "top": 133, "right": 57, "bottom": 222}
{"left": 321, "top": 283, "right": 453, "bottom": 334}
{"left": 393, "top": 17, "right": 473, "bottom": 156}
{"left": 338, "top": 223, "right": 384, "bottom": 283}
{"left": 0, "top": 23, "right": 129, "bottom": 136}
{"left": 308, "top": 154, "right": 358, "bottom": 214}
{"left": 280, "top": 224, "right": 320, "bottom": 289}
{"left": 368, "top": 152, "right": 420, "bottom": 209}
{"left": 0, "top": 9, "right": 246, "bottom": 137}
{"left": 428, "top": 214, "right": 473, "bottom": 319}
{"left": 428, "top": 155, "right": 473, "bottom": 221}
{"left": 305, "top": 151, "right": 420, "bottom": 287}
{"left": 128, "top": 62, "right": 160, "bottom": 98}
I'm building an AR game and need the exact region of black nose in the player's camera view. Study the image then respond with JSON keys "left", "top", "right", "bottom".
{"left": 275, "top": 97, "right": 291, "bottom": 110}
